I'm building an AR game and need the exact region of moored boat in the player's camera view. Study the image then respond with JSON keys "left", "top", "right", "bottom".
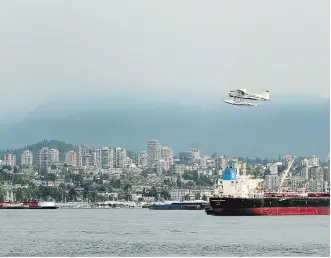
{"left": 0, "top": 201, "right": 58, "bottom": 209}
{"left": 149, "top": 200, "right": 209, "bottom": 210}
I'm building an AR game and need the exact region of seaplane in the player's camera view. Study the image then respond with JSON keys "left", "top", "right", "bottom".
{"left": 223, "top": 89, "right": 270, "bottom": 107}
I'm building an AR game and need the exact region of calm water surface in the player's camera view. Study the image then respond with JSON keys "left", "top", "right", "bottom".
{"left": 0, "top": 209, "right": 329, "bottom": 257}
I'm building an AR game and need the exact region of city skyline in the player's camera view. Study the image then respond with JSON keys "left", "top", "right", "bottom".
{"left": 1, "top": 140, "right": 329, "bottom": 195}
{"left": 1, "top": 139, "right": 330, "bottom": 166}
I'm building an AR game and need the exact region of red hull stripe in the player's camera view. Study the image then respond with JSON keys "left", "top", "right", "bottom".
{"left": 214, "top": 207, "right": 330, "bottom": 215}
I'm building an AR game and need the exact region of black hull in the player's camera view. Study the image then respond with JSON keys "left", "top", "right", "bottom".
{"left": 0, "top": 207, "right": 25, "bottom": 209}
{"left": 28, "top": 207, "right": 58, "bottom": 209}
{"left": 210, "top": 197, "right": 330, "bottom": 209}
{"left": 208, "top": 197, "right": 330, "bottom": 216}
{"left": 149, "top": 205, "right": 205, "bottom": 210}
{"left": 205, "top": 207, "right": 265, "bottom": 216}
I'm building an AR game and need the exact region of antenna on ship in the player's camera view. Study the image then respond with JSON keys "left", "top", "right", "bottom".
{"left": 278, "top": 156, "right": 296, "bottom": 193}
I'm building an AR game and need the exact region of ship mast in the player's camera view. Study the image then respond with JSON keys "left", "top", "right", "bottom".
{"left": 278, "top": 156, "right": 296, "bottom": 192}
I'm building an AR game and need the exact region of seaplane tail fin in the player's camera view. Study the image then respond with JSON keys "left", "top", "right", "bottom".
{"left": 261, "top": 90, "right": 270, "bottom": 100}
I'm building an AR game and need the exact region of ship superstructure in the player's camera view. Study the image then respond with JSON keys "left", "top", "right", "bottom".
{"left": 214, "top": 167, "right": 264, "bottom": 198}
{"left": 206, "top": 166, "right": 330, "bottom": 216}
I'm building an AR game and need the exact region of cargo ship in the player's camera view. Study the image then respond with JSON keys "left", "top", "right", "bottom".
{"left": 0, "top": 201, "right": 58, "bottom": 209}
{"left": 207, "top": 192, "right": 330, "bottom": 216}
{"left": 149, "top": 200, "right": 209, "bottom": 210}
{"left": 206, "top": 161, "right": 330, "bottom": 216}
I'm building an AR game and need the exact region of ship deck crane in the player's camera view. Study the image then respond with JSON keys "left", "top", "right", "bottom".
{"left": 278, "top": 156, "right": 296, "bottom": 192}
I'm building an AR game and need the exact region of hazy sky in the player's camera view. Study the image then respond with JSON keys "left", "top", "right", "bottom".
{"left": 0, "top": 0, "right": 329, "bottom": 120}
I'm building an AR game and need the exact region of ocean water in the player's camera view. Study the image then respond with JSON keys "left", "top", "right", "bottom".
{"left": 0, "top": 209, "right": 329, "bottom": 257}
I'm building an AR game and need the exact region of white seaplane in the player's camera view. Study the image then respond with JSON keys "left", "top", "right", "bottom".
{"left": 223, "top": 89, "right": 270, "bottom": 106}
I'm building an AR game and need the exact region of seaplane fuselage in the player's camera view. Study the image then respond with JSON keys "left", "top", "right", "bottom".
{"left": 229, "top": 89, "right": 270, "bottom": 101}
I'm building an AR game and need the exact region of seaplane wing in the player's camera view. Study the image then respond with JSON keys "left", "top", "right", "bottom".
{"left": 223, "top": 99, "right": 257, "bottom": 106}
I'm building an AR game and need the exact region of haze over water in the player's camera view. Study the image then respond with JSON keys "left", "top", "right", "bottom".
{"left": 0, "top": 209, "right": 329, "bottom": 257}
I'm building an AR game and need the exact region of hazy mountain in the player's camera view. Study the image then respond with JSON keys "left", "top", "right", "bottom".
{"left": 0, "top": 95, "right": 329, "bottom": 159}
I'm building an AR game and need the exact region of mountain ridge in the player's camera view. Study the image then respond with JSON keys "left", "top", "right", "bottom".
{"left": 0, "top": 95, "right": 329, "bottom": 159}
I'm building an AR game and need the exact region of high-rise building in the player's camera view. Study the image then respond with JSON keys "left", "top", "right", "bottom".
{"left": 161, "top": 146, "right": 174, "bottom": 167}
{"left": 199, "top": 156, "right": 207, "bottom": 167}
{"left": 301, "top": 167, "right": 310, "bottom": 181}
{"left": 156, "top": 160, "right": 168, "bottom": 174}
{"left": 114, "top": 147, "right": 127, "bottom": 168}
{"left": 326, "top": 153, "right": 330, "bottom": 183}
{"left": 147, "top": 140, "right": 161, "bottom": 168}
{"left": 309, "top": 155, "right": 320, "bottom": 167}
{"left": 3, "top": 154, "right": 16, "bottom": 166}
{"left": 49, "top": 149, "right": 59, "bottom": 164}
{"left": 290, "top": 176, "right": 304, "bottom": 192}
{"left": 64, "top": 151, "right": 77, "bottom": 167}
{"left": 309, "top": 167, "right": 324, "bottom": 192}
{"left": 188, "top": 149, "right": 200, "bottom": 161}
{"left": 301, "top": 158, "right": 309, "bottom": 167}
{"left": 229, "top": 158, "right": 239, "bottom": 169}
{"left": 38, "top": 147, "right": 51, "bottom": 167}
{"left": 97, "top": 147, "right": 114, "bottom": 169}
{"left": 137, "top": 152, "right": 148, "bottom": 167}
{"left": 215, "top": 156, "right": 228, "bottom": 170}
{"left": 283, "top": 155, "right": 294, "bottom": 168}
{"left": 264, "top": 175, "right": 279, "bottom": 191}
{"left": 78, "top": 144, "right": 91, "bottom": 167}
{"left": 91, "top": 151, "right": 98, "bottom": 167}
{"left": 237, "top": 162, "right": 247, "bottom": 176}
{"left": 21, "top": 150, "right": 33, "bottom": 166}
{"left": 269, "top": 164, "right": 278, "bottom": 175}
{"left": 301, "top": 158, "right": 310, "bottom": 180}
{"left": 179, "top": 152, "right": 194, "bottom": 165}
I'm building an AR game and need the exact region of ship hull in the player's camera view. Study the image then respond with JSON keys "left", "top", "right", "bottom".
{"left": 208, "top": 196, "right": 330, "bottom": 216}
{"left": 149, "top": 202, "right": 209, "bottom": 210}
{"left": 0, "top": 206, "right": 25, "bottom": 209}
{"left": 27, "top": 206, "right": 58, "bottom": 209}
{"left": 0, "top": 206, "right": 58, "bottom": 209}
{"left": 210, "top": 207, "right": 330, "bottom": 216}
{"left": 0, "top": 201, "right": 58, "bottom": 209}
{"left": 149, "top": 205, "right": 204, "bottom": 210}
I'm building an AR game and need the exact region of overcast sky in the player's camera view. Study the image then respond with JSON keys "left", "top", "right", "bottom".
{"left": 0, "top": 0, "right": 329, "bottom": 120}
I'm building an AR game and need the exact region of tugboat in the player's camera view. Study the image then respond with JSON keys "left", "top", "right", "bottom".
{"left": 0, "top": 201, "right": 58, "bottom": 209}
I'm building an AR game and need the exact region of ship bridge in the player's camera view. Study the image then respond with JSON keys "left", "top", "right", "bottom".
{"left": 215, "top": 167, "right": 263, "bottom": 198}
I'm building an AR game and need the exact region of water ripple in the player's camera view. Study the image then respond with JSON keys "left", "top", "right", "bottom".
{"left": 0, "top": 209, "right": 329, "bottom": 257}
